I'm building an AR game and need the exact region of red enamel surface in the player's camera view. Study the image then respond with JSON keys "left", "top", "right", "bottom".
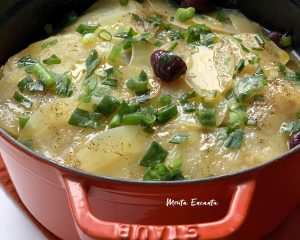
{"left": 1, "top": 131, "right": 300, "bottom": 240}
{"left": 64, "top": 178, "right": 255, "bottom": 240}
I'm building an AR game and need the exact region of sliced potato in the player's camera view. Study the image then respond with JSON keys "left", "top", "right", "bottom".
{"left": 147, "top": 0, "right": 235, "bottom": 34}
{"left": 129, "top": 41, "right": 156, "bottom": 70}
{"left": 185, "top": 38, "right": 235, "bottom": 93}
{"left": 76, "top": 126, "right": 151, "bottom": 178}
{"left": 18, "top": 98, "right": 94, "bottom": 164}
{"left": 228, "top": 11, "right": 263, "bottom": 34}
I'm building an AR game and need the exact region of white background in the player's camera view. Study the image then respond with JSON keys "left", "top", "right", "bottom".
{"left": 0, "top": 185, "right": 46, "bottom": 240}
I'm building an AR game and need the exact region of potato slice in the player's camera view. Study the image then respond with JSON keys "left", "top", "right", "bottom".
{"left": 129, "top": 41, "right": 156, "bottom": 70}
{"left": 228, "top": 11, "right": 263, "bottom": 34}
{"left": 146, "top": 0, "right": 235, "bottom": 34}
{"left": 62, "top": 0, "right": 144, "bottom": 33}
{"left": 185, "top": 38, "right": 235, "bottom": 94}
{"left": 231, "top": 34, "right": 290, "bottom": 67}
{"left": 76, "top": 126, "right": 151, "bottom": 178}
{"left": 18, "top": 98, "right": 94, "bottom": 164}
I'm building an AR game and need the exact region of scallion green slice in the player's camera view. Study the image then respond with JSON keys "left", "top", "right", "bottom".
{"left": 139, "top": 141, "right": 169, "bottom": 167}
{"left": 195, "top": 108, "right": 216, "bottom": 127}
{"left": 158, "top": 94, "right": 173, "bottom": 107}
{"left": 176, "top": 7, "right": 195, "bottom": 22}
{"left": 86, "top": 49, "right": 101, "bottom": 78}
{"left": 224, "top": 129, "right": 245, "bottom": 149}
{"left": 157, "top": 104, "right": 178, "bottom": 124}
{"left": 19, "top": 114, "right": 30, "bottom": 129}
{"left": 169, "top": 134, "right": 189, "bottom": 144}
{"left": 108, "top": 45, "right": 123, "bottom": 63}
{"left": 235, "top": 59, "right": 245, "bottom": 73}
{"left": 123, "top": 112, "right": 142, "bottom": 125}
{"left": 76, "top": 24, "right": 99, "bottom": 36}
{"left": 43, "top": 54, "right": 61, "bottom": 65}
{"left": 68, "top": 108, "right": 102, "bottom": 128}
{"left": 13, "top": 92, "right": 33, "bottom": 109}
{"left": 98, "top": 29, "right": 112, "bottom": 41}
{"left": 94, "top": 95, "right": 120, "bottom": 117}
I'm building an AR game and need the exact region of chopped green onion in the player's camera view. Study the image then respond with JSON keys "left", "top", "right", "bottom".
{"left": 179, "top": 91, "right": 196, "bottom": 104}
{"left": 108, "top": 45, "right": 123, "bottom": 63}
{"left": 252, "top": 47, "right": 264, "bottom": 51}
{"left": 94, "top": 95, "right": 120, "bottom": 117}
{"left": 18, "top": 56, "right": 56, "bottom": 89}
{"left": 240, "top": 44, "right": 250, "bottom": 53}
{"left": 234, "top": 75, "right": 267, "bottom": 102}
{"left": 55, "top": 74, "right": 73, "bottom": 97}
{"left": 157, "top": 104, "right": 178, "bottom": 124}
{"left": 158, "top": 94, "right": 173, "bottom": 107}
{"left": 141, "top": 107, "right": 157, "bottom": 126}
{"left": 169, "top": 134, "right": 189, "bottom": 144}
{"left": 278, "top": 63, "right": 287, "bottom": 76}
{"left": 68, "top": 108, "right": 102, "bottom": 128}
{"left": 296, "top": 110, "right": 300, "bottom": 119}
{"left": 279, "top": 35, "right": 292, "bottom": 47}
{"left": 126, "top": 70, "right": 149, "bottom": 94}
{"left": 17, "top": 75, "right": 34, "bottom": 92}
{"left": 248, "top": 56, "right": 261, "bottom": 64}
{"left": 255, "top": 34, "right": 265, "bottom": 47}
{"left": 216, "top": 9, "right": 227, "bottom": 22}
{"left": 101, "top": 78, "right": 118, "bottom": 88}
{"left": 169, "top": 29, "right": 185, "bottom": 41}
{"left": 200, "top": 33, "right": 219, "bottom": 46}
{"left": 41, "top": 39, "right": 58, "bottom": 50}
{"left": 179, "top": 91, "right": 197, "bottom": 113}
{"left": 109, "top": 114, "right": 122, "bottom": 129}
{"left": 168, "top": 42, "right": 178, "bottom": 52}
{"left": 228, "top": 107, "right": 248, "bottom": 129}
{"left": 119, "top": 0, "right": 129, "bottom": 6}
{"left": 18, "top": 56, "right": 37, "bottom": 68}
{"left": 187, "top": 24, "right": 212, "bottom": 43}
{"left": 43, "top": 54, "right": 61, "bottom": 65}
{"left": 132, "top": 13, "right": 143, "bottom": 24}
{"left": 143, "top": 163, "right": 184, "bottom": 181}
{"left": 76, "top": 24, "right": 99, "bottom": 36}
{"left": 176, "top": 7, "right": 195, "bottom": 22}
{"left": 86, "top": 49, "right": 101, "bottom": 78}
{"left": 114, "top": 28, "right": 137, "bottom": 39}
{"left": 123, "top": 112, "right": 142, "bottom": 125}
{"left": 154, "top": 40, "right": 163, "bottom": 47}
{"left": 13, "top": 92, "right": 33, "bottom": 109}
{"left": 195, "top": 108, "right": 216, "bottom": 127}
{"left": 98, "top": 29, "right": 112, "bottom": 41}
{"left": 224, "top": 129, "right": 245, "bottom": 149}
{"left": 20, "top": 139, "right": 33, "bottom": 149}
{"left": 82, "top": 33, "right": 98, "bottom": 46}
{"left": 117, "top": 101, "right": 140, "bottom": 116}
{"left": 139, "top": 141, "right": 169, "bottom": 167}
{"left": 146, "top": 15, "right": 170, "bottom": 30}
{"left": 280, "top": 120, "right": 300, "bottom": 135}
{"left": 285, "top": 71, "right": 300, "bottom": 83}
{"left": 19, "top": 114, "right": 30, "bottom": 129}
{"left": 235, "top": 59, "right": 245, "bottom": 73}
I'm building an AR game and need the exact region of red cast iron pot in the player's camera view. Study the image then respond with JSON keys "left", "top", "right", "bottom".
{"left": 1, "top": 0, "right": 300, "bottom": 239}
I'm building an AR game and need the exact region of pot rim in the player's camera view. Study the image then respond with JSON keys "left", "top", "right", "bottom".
{"left": 1, "top": 128, "right": 299, "bottom": 185}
